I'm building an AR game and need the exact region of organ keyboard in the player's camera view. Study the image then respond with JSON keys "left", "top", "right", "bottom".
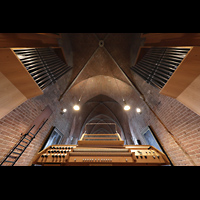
{"left": 33, "top": 133, "right": 170, "bottom": 166}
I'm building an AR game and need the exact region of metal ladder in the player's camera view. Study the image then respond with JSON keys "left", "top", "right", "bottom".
{"left": 0, "top": 119, "right": 48, "bottom": 166}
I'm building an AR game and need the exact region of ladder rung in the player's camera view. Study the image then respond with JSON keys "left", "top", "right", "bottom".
{"left": 9, "top": 155, "right": 18, "bottom": 159}
{"left": 18, "top": 144, "right": 26, "bottom": 148}
{"left": 26, "top": 135, "right": 33, "bottom": 139}
{"left": 0, "top": 125, "right": 41, "bottom": 166}
{"left": 24, "top": 137, "right": 31, "bottom": 142}
{"left": 12, "top": 151, "right": 21, "bottom": 155}
{"left": 4, "top": 160, "right": 15, "bottom": 163}
{"left": 15, "top": 147, "right": 23, "bottom": 151}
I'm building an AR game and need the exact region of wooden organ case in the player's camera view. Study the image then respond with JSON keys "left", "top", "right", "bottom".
{"left": 33, "top": 133, "right": 170, "bottom": 166}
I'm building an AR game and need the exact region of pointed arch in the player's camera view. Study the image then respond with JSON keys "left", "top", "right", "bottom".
{"left": 87, "top": 117, "right": 116, "bottom": 134}
{"left": 92, "top": 128, "right": 111, "bottom": 134}
{"left": 79, "top": 103, "right": 122, "bottom": 135}
{"left": 66, "top": 75, "right": 133, "bottom": 107}
{"left": 76, "top": 94, "right": 127, "bottom": 141}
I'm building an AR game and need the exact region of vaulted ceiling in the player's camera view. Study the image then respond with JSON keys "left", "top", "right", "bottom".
{"left": 59, "top": 33, "right": 144, "bottom": 143}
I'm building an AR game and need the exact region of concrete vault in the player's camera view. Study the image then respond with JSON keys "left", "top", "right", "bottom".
{"left": 59, "top": 33, "right": 141, "bottom": 144}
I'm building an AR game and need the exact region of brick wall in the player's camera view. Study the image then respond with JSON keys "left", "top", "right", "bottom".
{"left": 129, "top": 72, "right": 200, "bottom": 166}
{"left": 2, "top": 70, "right": 200, "bottom": 166}
{"left": 0, "top": 71, "right": 74, "bottom": 166}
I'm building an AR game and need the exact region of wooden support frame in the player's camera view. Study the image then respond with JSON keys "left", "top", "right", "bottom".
{"left": 134, "top": 45, "right": 200, "bottom": 116}
{"left": 141, "top": 33, "right": 200, "bottom": 47}
{"left": 0, "top": 48, "right": 43, "bottom": 119}
{"left": 0, "top": 46, "right": 68, "bottom": 119}
{"left": 160, "top": 46, "right": 200, "bottom": 116}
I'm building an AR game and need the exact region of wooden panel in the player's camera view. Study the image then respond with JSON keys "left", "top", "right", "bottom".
{"left": 160, "top": 46, "right": 200, "bottom": 116}
{"left": 33, "top": 144, "right": 170, "bottom": 166}
{"left": 142, "top": 33, "right": 200, "bottom": 47}
{"left": 53, "top": 47, "right": 68, "bottom": 64}
{"left": 78, "top": 140, "right": 124, "bottom": 147}
{"left": 36, "top": 33, "right": 61, "bottom": 38}
{"left": 0, "top": 48, "right": 43, "bottom": 119}
{"left": 0, "top": 72, "right": 27, "bottom": 119}
{"left": 160, "top": 47, "right": 200, "bottom": 98}
{"left": 0, "top": 33, "right": 59, "bottom": 48}
{"left": 134, "top": 47, "right": 150, "bottom": 65}
{"left": 176, "top": 75, "right": 200, "bottom": 116}
{"left": 0, "top": 48, "right": 43, "bottom": 99}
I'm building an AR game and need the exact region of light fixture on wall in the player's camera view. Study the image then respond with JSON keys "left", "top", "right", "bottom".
{"left": 73, "top": 98, "right": 81, "bottom": 111}
{"left": 73, "top": 104, "right": 80, "bottom": 111}
{"left": 72, "top": 74, "right": 90, "bottom": 112}
{"left": 136, "top": 107, "right": 141, "bottom": 113}
{"left": 123, "top": 100, "right": 131, "bottom": 111}
{"left": 63, "top": 108, "right": 67, "bottom": 112}
{"left": 61, "top": 108, "right": 67, "bottom": 115}
{"left": 124, "top": 104, "right": 131, "bottom": 111}
{"left": 108, "top": 61, "right": 131, "bottom": 112}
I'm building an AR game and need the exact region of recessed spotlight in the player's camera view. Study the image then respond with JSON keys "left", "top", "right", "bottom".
{"left": 73, "top": 104, "right": 80, "bottom": 111}
{"left": 136, "top": 107, "right": 141, "bottom": 113}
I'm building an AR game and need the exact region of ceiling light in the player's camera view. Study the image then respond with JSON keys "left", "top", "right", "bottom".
{"left": 73, "top": 104, "right": 80, "bottom": 111}
{"left": 136, "top": 107, "right": 141, "bottom": 113}
{"left": 124, "top": 105, "right": 131, "bottom": 111}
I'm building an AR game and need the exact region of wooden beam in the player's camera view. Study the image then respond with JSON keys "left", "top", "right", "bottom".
{"left": 142, "top": 33, "right": 200, "bottom": 46}
{"left": 0, "top": 33, "right": 59, "bottom": 48}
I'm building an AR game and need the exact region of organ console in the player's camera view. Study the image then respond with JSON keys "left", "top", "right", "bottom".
{"left": 33, "top": 133, "right": 170, "bottom": 166}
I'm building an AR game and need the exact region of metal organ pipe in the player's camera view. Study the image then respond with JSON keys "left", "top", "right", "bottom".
{"left": 131, "top": 47, "right": 190, "bottom": 89}
{"left": 14, "top": 48, "right": 72, "bottom": 90}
